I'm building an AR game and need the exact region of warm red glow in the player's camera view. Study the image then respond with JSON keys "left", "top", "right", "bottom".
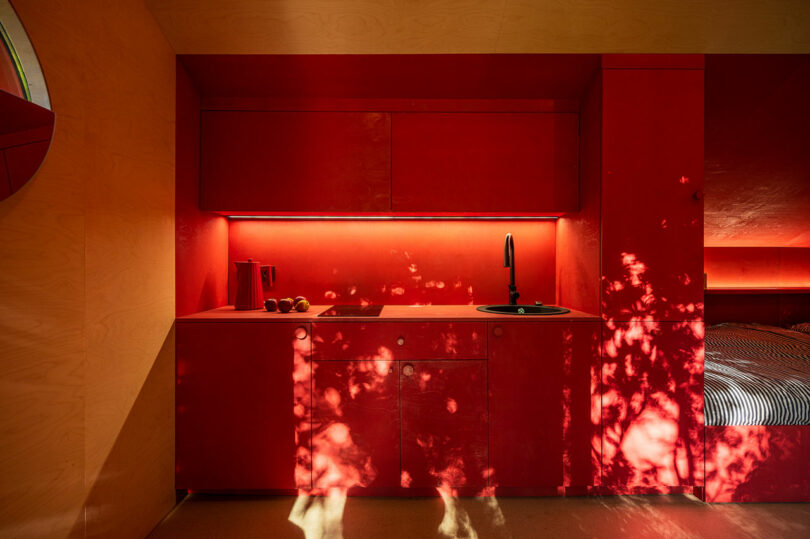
{"left": 228, "top": 220, "right": 556, "bottom": 306}
{"left": 704, "top": 247, "right": 810, "bottom": 288}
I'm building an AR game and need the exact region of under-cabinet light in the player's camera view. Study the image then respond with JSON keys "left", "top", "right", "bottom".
{"left": 226, "top": 215, "right": 559, "bottom": 221}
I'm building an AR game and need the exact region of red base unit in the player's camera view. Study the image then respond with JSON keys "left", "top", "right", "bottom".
{"left": 176, "top": 322, "right": 311, "bottom": 490}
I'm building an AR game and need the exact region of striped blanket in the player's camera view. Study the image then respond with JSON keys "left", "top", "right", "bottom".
{"left": 705, "top": 323, "right": 810, "bottom": 426}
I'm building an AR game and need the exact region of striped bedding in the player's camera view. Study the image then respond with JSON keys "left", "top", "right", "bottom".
{"left": 705, "top": 323, "right": 810, "bottom": 426}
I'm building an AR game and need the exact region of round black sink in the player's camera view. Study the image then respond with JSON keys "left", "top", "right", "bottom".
{"left": 476, "top": 304, "right": 570, "bottom": 315}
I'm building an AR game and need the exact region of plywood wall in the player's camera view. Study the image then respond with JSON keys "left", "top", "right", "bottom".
{"left": 0, "top": 1, "right": 176, "bottom": 538}
{"left": 146, "top": 0, "right": 810, "bottom": 54}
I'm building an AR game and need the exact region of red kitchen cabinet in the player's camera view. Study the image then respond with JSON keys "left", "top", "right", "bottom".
{"left": 601, "top": 68, "right": 704, "bottom": 321}
{"left": 200, "top": 111, "right": 391, "bottom": 212}
{"left": 392, "top": 112, "right": 579, "bottom": 213}
{"left": 176, "top": 322, "right": 311, "bottom": 489}
{"left": 601, "top": 320, "right": 704, "bottom": 490}
{"left": 311, "top": 360, "right": 400, "bottom": 489}
{"left": 312, "top": 321, "right": 487, "bottom": 361}
{"left": 401, "top": 360, "right": 488, "bottom": 489}
{"left": 489, "top": 321, "right": 600, "bottom": 489}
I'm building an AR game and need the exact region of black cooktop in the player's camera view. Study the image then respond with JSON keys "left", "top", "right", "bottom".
{"left": 318, "top": 305, "right": 384, "bottom": 317}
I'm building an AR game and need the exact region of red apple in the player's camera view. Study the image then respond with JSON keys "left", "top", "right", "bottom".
{"left": 264, "top": 298, "right": 278, "bottom": 312}
{"left": 278, "top": 298, "right": 294, "bottom": 313}
{"left": 294, "top": 295, "right": 307, "bottom": 304}
{"left": 295, "top": 299, "right": 310, "bottom": 312}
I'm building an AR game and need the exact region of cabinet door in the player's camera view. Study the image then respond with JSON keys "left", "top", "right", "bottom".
{"left": 601, "top": 68, "right": 704, "bottom": 321}
{"left": 176, "top": 322, "right": 311, "bottom": 489}
{"left": 489, "top": 321, "right": 599, "bottom": 488}
{"left": 311, "top": 360, "right": 400, "bottom": 489}
{"left": 401, "top": 361, "right": 488, "bottom": 489}
{"left": 601, "top": 320, "right": 704, "bottom": 490}
{"left": 200, "top": 111, "right": 391, "bottom": 212}
{"left": 392, "top": 112, "right": 578, "bottom": 213}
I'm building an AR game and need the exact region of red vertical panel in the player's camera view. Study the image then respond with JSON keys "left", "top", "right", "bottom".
{"left": 176, "top": 62, "right": 228, "bottom": 316}
{"left": 601, "top": 321, "right": 704, "bottom": 491}
{"left": 601, "top": 68, "right": 704, "bottom": 322}
{"left": 401, "top": 360, "right": 488, "bottom": 489}
{"left": 392, "top": 112, "right": 578, "bottom": 213}
{"left": 311, "top": 360, "right": 400, "bottom": 489}
{"left": 557, "top": 71, "right": 601, "bottom": 314}
{"left": 176, "top": 322, "right": 309, "bottom": 489}
{"left": 200, "top": 111, "right": 391, "bottom": 212}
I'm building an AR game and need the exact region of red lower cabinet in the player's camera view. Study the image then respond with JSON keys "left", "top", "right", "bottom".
{"left": 489, "top": 321, "right": 600, "bottom": 489}
{"left": 311, "top": 360, "right": 400, "bottom": 489}
{"left": 176, "top": 322, "right": 311, "bottom": 490}
{"left": 401, "top": 360, "right": 488, "bottom": 489}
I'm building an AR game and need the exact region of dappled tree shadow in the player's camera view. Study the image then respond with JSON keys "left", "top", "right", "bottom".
{"left": 601, "top": 253, "right": 704, "bottom": 491}
{"left": 705, "top": 425, "right": 810, "bottom": 502}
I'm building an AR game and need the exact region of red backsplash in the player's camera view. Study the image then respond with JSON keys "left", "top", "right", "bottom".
{"left": 228, "top": 220, "right": 556, "bottom": 306}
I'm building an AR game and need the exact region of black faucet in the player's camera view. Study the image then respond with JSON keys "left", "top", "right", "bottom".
{"left": 504, "top": 233, "right": 520, "bottom": 305}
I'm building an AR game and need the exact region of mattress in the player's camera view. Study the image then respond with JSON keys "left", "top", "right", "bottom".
{"left": 705, "top": 323, "right": 810, "bottom": 426}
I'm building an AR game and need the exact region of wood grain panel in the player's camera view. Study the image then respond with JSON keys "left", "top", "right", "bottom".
{"left": 3, "top": 1, "right": 176, "bottom": 537}
{"left": 146, "top": 0, "right": 810, "bottom": 54}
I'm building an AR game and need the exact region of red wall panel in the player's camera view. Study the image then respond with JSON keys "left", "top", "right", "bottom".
{"left": 200, "top": 111, "right": 391, "bottom": 212}
{"left": 705, "top": 55, "right": 810, "bottom": 248}
{"left": 601, "top": 68, "right": 704, "bottom": 322}
{"left": 176, "top": 62, "right": 228, "bottom": 316}
{"left": 228, "top": 219, "right": 556, "bottom": 307}
{"left": 392, "top": 112, "right": 578, "bottom": 213}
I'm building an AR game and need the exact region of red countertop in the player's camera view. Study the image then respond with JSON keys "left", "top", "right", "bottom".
{"left": 177, "top": 304, "right": 599, "bottom": 322}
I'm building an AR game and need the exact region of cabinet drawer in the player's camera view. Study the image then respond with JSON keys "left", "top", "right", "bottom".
{"left": 312, "top": 322, "right": 487, "bottom": 361}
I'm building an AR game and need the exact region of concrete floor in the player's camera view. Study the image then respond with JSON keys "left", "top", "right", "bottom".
{"left": 149, "top": 494, "right": 810, "bottom": 539}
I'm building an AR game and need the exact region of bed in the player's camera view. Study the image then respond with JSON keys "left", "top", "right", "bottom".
{"left": 703, "top": 322, "right": 810, "bottom": 502}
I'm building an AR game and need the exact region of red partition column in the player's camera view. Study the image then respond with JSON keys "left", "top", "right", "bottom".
{"left": 599, "top": 55, "right": 705, "bottom": 492}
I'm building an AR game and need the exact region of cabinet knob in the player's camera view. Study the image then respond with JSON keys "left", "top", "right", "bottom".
{"left": 294, "top": 326, "right": 308, "bottom": 340}
{"left": 493, "top": 326, "right": 503, "bottom": 337}
{"left": 692, "top": 189, "right": 704, "bottom": 201}
{"left": 396, "top": 336, "right": 405, "bottom": 346}
{"left": 403, "top": 364, "right": 414, "bottom": 376}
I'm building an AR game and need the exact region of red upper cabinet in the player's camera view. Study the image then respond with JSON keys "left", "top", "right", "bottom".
{"left": 200, "top": 111, "right": 391, "bottom": 212}
{"left": 392, "top": 112, "right": 579, "bottom": 213}
{"left": 601, "top": 68, "right": 704, "bottom": 321}
{"left": 176, "top": 322, "right": 311, "bottom": 490}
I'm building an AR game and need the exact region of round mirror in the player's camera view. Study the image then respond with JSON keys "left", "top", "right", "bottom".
{"left": 0, "top": 0, "right": 53, "bottom": 201}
